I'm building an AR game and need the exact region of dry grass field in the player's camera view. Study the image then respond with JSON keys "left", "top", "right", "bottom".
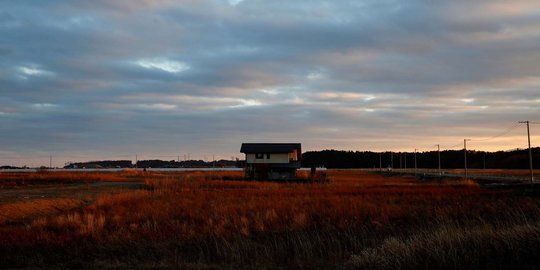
{"left": 445, "top": 168, "right": 540, "bottom": 177}
{"left": 395, "top": 168, "right": 540, "bottom": 178}
{"left": 1, "top": 170, "right": 540, "bottom": 269}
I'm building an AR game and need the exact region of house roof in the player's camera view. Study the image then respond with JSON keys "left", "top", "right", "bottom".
{"left": 240, "top": 143, "right": 301, "bottom": 153}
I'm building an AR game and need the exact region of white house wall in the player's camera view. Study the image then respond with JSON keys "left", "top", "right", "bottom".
{"left": 246, "top": 153, "right": 290, "bottom": 164}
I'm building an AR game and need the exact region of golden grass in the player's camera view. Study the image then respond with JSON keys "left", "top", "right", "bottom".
{"left": 348, "top": 222, "right": 540, "bottom": 270}
{"left": 0, "top": 170, "right": 154, "bottom": 186}
{"left": 0, "top": 198, "right": 83, "bottom": 225}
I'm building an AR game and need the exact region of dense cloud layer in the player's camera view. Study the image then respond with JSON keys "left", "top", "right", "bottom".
{"left": 1, "top": 0, "right": 539, "bottom": 166}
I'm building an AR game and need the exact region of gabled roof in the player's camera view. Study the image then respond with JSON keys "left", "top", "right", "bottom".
{"left": 240, "top": 143, "right": 301, "bottom": 153}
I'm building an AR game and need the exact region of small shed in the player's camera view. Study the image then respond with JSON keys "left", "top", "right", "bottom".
{"left": 240, "top": 143, "right": 301, "bottom": 180}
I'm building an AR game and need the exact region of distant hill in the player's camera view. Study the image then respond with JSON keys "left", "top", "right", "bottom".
{"left": 64, "top": 160, "right": 133, "bottom": 169}
{"left": 64, "top": 159, "right": 243, "bottom": 169}
{"left": 0, "top": 165, "right": 26, "bottom": 170}
{"left": 136, "top": 159, "right": 240, "bottom": 168}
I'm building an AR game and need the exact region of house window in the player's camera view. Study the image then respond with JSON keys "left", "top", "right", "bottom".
{"left": 266, "top": 153, "right": 271, "bottom": 159}
{"left": 256, "top": 153, "right": 264, "bottom": 159}
{"left": 289, "top": 152, "right": 296, "bottom": 161}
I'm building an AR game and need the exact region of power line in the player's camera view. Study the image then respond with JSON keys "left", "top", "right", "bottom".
{"left": 141, "top": 155, "right": 179, "bottom": 159}
{"left": 471, "top": 122, "right": 522, "bottom": 142}
{"left": 441, "top": 142, "right": 464, "bottom": 149}
{"left": 416, "top": 122, "right": 526, "bottom": 151}
{"left": 414, "top": 142, "right": 461, "bottom": 152}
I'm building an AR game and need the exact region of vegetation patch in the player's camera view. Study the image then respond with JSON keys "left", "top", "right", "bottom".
{"left": 1, "top": 170, "right": 540, "bottom": 269}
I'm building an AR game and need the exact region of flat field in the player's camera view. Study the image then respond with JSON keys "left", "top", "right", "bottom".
{"left": 388, "top": 168, "right": 540, "bottom": 179}
{"left": 1, "top": 170, "right": 540, "bottom": 269}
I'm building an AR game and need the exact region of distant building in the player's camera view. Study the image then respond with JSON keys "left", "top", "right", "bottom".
{"left": 240, "top": 143, "right": 301, "bottom": 180}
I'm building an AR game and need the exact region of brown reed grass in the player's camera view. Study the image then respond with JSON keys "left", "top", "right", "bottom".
{"left": 0, "top": 198, "right": 83, "bottom": 225}
{"left": 1, "top": 170, "right": 540, "bottom": 269}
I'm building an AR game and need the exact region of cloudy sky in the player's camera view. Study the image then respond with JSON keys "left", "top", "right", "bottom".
{"left": 1, "top": 0, "right": 539, "bottom": 166}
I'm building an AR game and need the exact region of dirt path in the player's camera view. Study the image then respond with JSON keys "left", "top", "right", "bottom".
{"left": 0, "top": 181, "right": 144, "bottom": 205}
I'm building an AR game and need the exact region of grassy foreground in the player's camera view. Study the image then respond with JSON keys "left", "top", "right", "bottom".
{"left": 1, "top": 170, "right": 540, "bottom": 269}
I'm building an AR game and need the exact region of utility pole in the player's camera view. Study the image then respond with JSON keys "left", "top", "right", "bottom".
{"left": 379, "top": 153, "right": 382, "bottom": 171}
{"left": 49, "top": 155, "right": 52, "bottom": 169}
{"left": 464, "top": 139, "right": 471, "bottom": 179}
{"left": 414, "top": 149, "right": 418, "bottom": 176}
{"left": 135, "top": 155, "right": 138, "bottom": 168}
{"left": 436, "top": 144, "right": 441, "bottom": 175}
{"left": 404, "top": 153, "right": 407, "bottom": 169}
{"left": 519, "top": 121, "right": 534, "bottom": 184}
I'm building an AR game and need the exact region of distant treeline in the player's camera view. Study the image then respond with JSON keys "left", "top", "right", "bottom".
{"left": 64, "top": 160, "right": 132, "bottom": 168}
{"left": 64, "top": 159, "right": 242, "bottom": 169}
{"left": 137, "top": 159, "right": 242, "bottom": 168}
{"left": 0, "top": 165, "right": 27, "bottom": 170}
{"left": 302, "top": 148, "right": 540, "bottom": 169}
